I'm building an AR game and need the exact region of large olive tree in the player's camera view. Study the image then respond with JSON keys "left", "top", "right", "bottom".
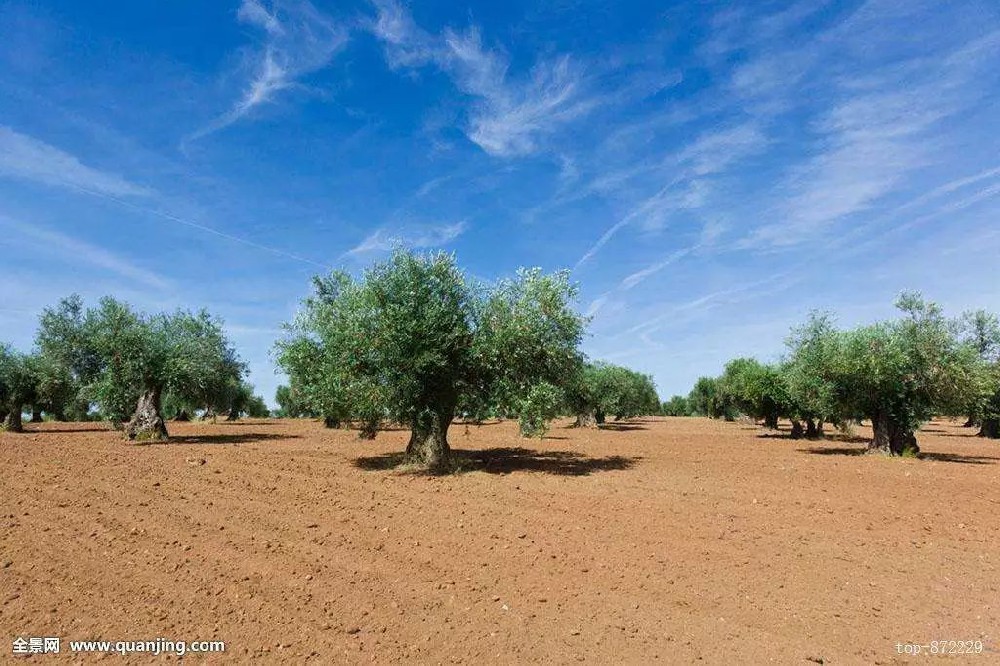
{"left": 80, "top": 298, "right": 244, "bottom": 441}
{"left": 827, "top": 293, "right": 977, "bottom": 455}
{"left": 277, "top": 250, "right": 586, "bottom": 469}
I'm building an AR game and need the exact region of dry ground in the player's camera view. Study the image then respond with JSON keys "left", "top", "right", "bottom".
{"left": 1, "top": 417, "right": 998, "bottom": 664}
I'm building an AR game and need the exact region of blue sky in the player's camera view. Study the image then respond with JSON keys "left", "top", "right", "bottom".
{"left": 1, "top": 0, "right": 998, "bottom": 406}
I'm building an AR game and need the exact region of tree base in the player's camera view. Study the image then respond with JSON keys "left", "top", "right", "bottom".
{"left": 125, "top": 390, "right": 168, "bottom": 442}
{"left": 572, "top": 412, "right": 597, "bottom": 428}
{"left": 979, "top": 418, "right": 999, "bottom": 439}
{"left": 869, "top": 412, "right": 919, "bottom": 456}
{"left": 2, "top": 410, "right": 23, "bottom": 433}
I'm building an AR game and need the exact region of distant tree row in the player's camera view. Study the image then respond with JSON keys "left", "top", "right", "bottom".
{"left": 275, "top": 250, "right": 662, "bottom": 469}
{"left": 0, "top": 295, "right": 267, "bottom": 439}
{"left": 662, "top": 294, "right": 1000, "bottom": 454}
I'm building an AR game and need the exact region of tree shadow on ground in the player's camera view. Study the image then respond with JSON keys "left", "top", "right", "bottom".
{"left": 798, "top": 446, "right": 999, "bottom": 465}
{"left": 354, "top": 447, "right": 641, "bottom": 476}
{"left": 160, "top": 433, "right": 299, "bottom": 445}
{"left": 23, "top": 424, "right": 110, "bottom": 434}
{"left": 598, "top": 423, "right": 648, "bottom": 432}
{"left": 758, "top": 431, "right": 869, "bottom": 444}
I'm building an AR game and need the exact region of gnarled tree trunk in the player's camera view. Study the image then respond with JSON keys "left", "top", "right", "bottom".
{"left": 763, "top": 412, "right": 779, "bottom": 429}
{"left": 125, "top": 388, "right": 168, "bottom": 442}
{"left": 805, "top": 418, "right": 823, "bottom": 439}
{"left": 323, "top": 415, "right": 341, "bottom": 429}
{"left": 2, "top": 409, "right": 23, "bottom": 433}
{"left": 979, "top": 418, "right": 999, "bottom": 439}
{"left": 173, "top": 409, "right": 191, "bottom": 422}
{"left": 790, "top": 420, "right": 804, "bottom": 439}
{"left": 573, "top": 411, "right": 597, "bottom": 428}
{"left": 595, "top": 410, "right": 606, "bottom": 425}
{"left": 30, "top": 407, "right": 43, "bottom": 423}
{"left": 869, "top": 410, "right": 918, "bottom": 455}
{"left": 405, "top": 405, "right": 453, "bottom": 470}
{"left": 226, "top": 406, "right": 240, "bottom": 421}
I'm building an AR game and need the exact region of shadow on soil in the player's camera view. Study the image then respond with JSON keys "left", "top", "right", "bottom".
{"left": 355, "top": 447, "right": 641, "bottom": 476}
{"left": 160, "top": 433, "right": 299, "bottom": 445}
{"left": 798, "top": 446, "right": 999, "bottom": 465}
{"left": 758, "top": 431, "right": 869, "bottom": 444}
{"left": 597, "top": 423, "right": 647, "bottom": 432}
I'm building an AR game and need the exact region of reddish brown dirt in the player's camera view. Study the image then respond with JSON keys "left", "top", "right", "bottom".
{"left": 2, "top": 417, "right": 998, "bottom": 663}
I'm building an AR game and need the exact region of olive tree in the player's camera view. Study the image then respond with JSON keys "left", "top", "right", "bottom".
{"left": 568, "top": 362, "right": 659, "bottom": 426}
{"left": 277, "top": 250, "right": 586, "bottom": 469}
{"left": 829, "top": 293, "right": 977, "bottom": 455}
{"left": 661, "top": 395, "right": 691, "bottom": 416}
{"left": 34, "top": 295, "right": 102, "bottom": 420}
{"left": 0, "top": 346, "right": 36, "bottom": 432}
{"left": 687, "top": 376, "right": 736, "bottom": 420}
{"left": 81, "top": 298, "right": 244, "bottom": 441}
{"left": 719, "top": 358, "right": 789, "bottom": 430}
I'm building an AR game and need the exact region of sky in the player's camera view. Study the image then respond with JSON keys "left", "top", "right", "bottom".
{"left": 1, "top": 0, "right": 998, "bottom": 407}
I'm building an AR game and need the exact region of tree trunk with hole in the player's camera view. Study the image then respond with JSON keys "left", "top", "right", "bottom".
{"left": 869, "top": 410, "right": 918, "bottom": 455}
{"left": 125, "top": 388, "right": 168, "bottom": 442}
{"left": 573, "top": 411, "right": 597, "bottom": 428}
{"left": 30, "top": 407, "right": 43, "bottom": 423}
{"left": 2, "top": 409, "right": 23, "bottom": 433}
{"left": 790, "top": 419, "right": 804, "bottom": 439}
{"left": 226, "top": 406, "right": 239, "bottom": 421}
{"left": 405, "top": 405, "right": 453, "bottom": 470}
{"left": 979, "top": 418, "right": 999, "bottom": 439}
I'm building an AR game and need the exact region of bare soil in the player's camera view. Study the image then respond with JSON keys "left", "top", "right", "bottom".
{"left": 2, "top": 417, "right": 998, "bottom": 663}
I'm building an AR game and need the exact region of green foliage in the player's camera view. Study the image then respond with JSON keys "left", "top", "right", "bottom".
{"left": 783, "top": 312, "right": 843, "bottom": 424}
{"left": 516, "top": 382, "right": 563, "bottom": 438}
{"left": 697, "top": 292, "right": 985, "bottom": 453}
{"left": 277, "top": 249, "right": 587, "bottom": 462}
{"left": 35, "top": 295, "right": 100, "bottom": 420}
{"left": 718, "top": 357, "right": 790, "bottom": 426}
{"left": 467, "top": 268, "right": 586, "bottom": 422}
{"left": 244, "top": 393, "right": 271, "bottom": 418}
{"left": 568, "top": 362, "right": 659, "bottom": 422}
{"left": 829, "top": 293, "right": 978, "bottom": 442}
{"left": 274, "top": 384, "right": 315, "bottom": 418}
{"left": 661, "top": 395, "right": 691, "bottom": 416}
{"left": 0, "top": 345, "right": 37, "bottom": 429}
{"left": 687, "top": 376, "right": 736, "bottom": 419}
{"left": 77, "top": 298, "right": 243, "bottom": 427}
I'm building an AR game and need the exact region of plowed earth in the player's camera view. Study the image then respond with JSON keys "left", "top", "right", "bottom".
{"left": 2, "top": 417, "right": 998, "bottom": 664}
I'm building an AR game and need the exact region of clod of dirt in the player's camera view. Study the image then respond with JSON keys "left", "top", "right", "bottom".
{"left": 186, "top": 457, "right": 207, "bottom": 466}
{"left": 2, "top": 560, "right": 12, "bottom": 568}
{"left": 346, "top": 627, "right": 361, "bottom": 635}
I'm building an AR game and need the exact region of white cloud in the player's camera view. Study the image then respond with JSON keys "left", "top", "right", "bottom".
{"left": 188, "top": 0, "right": 348, "bottom": 142}
{"left": 0, "top": 126, "right": 151, "bottom": 197}
{"left": 0, "top": 215, "right": 170, "bottom": 290}
{"left": 620, "top": 247, "right": 692, "bottom": 291}
{"left": 368, "top": 1, "right": 593, "bottom": 157}
{"left": 347, "top": 220, "right": 467, "bottom": 256}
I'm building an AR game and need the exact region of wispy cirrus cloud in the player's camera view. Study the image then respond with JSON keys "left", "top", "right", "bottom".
{"left": 368, "top": 0, "right": 593, "bottom": 157}
{"left": 346, "top": 220, "right": 467, "bottom": 256}
{"left": 0, "top": 215, "right": 170, "bottom": 290}
{"left": 0, "top": 125, "right": 151, "bottom": 197}
{"left": 187, "top": 0, "right": 348, "bottom": 143}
